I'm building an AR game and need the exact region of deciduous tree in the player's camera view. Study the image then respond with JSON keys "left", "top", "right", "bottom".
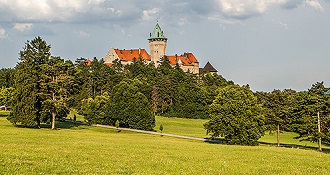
{"left": 204, "top": 85, "right": 265, "bottom": 145}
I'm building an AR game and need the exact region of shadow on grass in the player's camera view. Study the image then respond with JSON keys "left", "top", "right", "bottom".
{"left": 204, "top": 138, "right": 225, "bottom": 144}
{"left": 259, "top": 141, "right": 330, "bottom": 153}
{"left": 204, "top": 137, "right": 330, "bottom": 153}
{"left": 40, "top": 120, "right": 90, "bottom": 129}
{"left": 0, "top": 112, "right": 10, "bottom": 117}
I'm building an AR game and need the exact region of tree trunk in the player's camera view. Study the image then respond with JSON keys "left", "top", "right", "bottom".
{"left": 51, "top": 110, "right": 56, "bottom": 130}
{"left": 51, "top": 91, "right": 56, "bottom": 130}
{"left": 317, "top": 111, "right": 322, "bottom": 152}
{"left": 277, "top": 124, "right": 280, "bottom": 147}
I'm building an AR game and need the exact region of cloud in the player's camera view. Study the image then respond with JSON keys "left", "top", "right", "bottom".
{"left": 215, "top": 0, "right": 325, "bottom": 19}
{"left": 216, "top": 0, "right": 288, "bottom": 19}
{"left": 73, "top": 30, "right": 90, "bottom": 38}
{"left": 142, "top": 8, "right": 160, "bottom": 22}
{"left": 305, "top": 0, "right": 324, "bottom": 11}
{"left": 279, "top": 21, "right": 289, "bottom": 30}
{"left": 0, "top": 0, "right": 326, "bottom": 28}
{"left": 0, "top": 0, "right": 125, "bottom": 23}
{"left": 13, "top": 23, "right": 33, "bottom": 32}
{"left": 0, "top": 28, "right": 7, "bottom": 39}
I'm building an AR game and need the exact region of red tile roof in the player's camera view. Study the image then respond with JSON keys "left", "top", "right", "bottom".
{"left": 105, "top": 62, "right": 112, "bottom": 67}
{"left": 84, "top": 59, "right": 92, "bottom": 66}
{"left": 167, "top": 53, "right": 199, "bottom": 66}
{"left": 114, "top": 49, "right": 151, "bottom": 62}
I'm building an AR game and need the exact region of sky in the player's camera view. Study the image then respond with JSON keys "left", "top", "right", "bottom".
{"left": 0, "top": 0, "right": 329, "bottom": 92}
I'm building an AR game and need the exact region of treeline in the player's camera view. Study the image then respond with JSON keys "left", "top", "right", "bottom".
{"left": 0, "top": 37, "right": 232, "bottom": 131}
{"left": 1, "top": 37, "right": 330, "bottom": 147}
{"left": 204, "top": 83, "right": 330, "bottom": 146}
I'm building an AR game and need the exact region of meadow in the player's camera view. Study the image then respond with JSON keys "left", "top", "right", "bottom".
{"left": 1, "top": 112, "right": 330, "bottom": 174}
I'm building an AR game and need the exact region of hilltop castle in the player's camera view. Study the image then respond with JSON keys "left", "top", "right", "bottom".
{"left": 104, "top": 22, "right": 201, "bottom": 74}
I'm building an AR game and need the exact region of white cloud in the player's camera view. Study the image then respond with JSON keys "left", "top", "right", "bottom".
{"left": 305, "top": 0, "right": 324, "bottom": 11}
{"left": 142, "top": 8, "right": 160, "bottom": 22}
{"left": 75, "top": 30, "right": 90, "bottom": 38}
{"left": 13, "top": 23, "right": 33, "bottom": 32}
{"left": 88, "top": 0, "right": 105, "bottom": 5}
{"left": 0, "top": 0, "right": 116, "bottom": 23}
{"left": 279, "top": 21, "right": 288, "bottom": 30}
{"left": 216, "top": 0, "right": 288, "bottom": 19}
{"left": 0, "top": 0, "right": 326, "bottom": 27}
{"left": 0, "top": 28, "right": 7, "bottom": 39}
{"left": 215, "top": 0, "right": 325, "bottom": 19}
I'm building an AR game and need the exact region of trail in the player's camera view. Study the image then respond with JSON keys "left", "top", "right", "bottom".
{"left": 91, "top": 124, "right": 220, "bottom": 143}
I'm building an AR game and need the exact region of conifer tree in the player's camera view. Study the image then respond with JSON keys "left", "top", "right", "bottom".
{"left": 40, "top": 56, "right": 75, "bottom": 129}
{"left": 8, "top": 37, "right": 51, "bottom": 128}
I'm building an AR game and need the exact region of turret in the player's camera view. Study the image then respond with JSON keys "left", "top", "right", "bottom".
{"left": 148, "top": 22, "right": 167, "bottom": 67}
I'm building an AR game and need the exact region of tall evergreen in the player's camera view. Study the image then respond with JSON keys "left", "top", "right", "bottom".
{"left": 8, "top": 37, "right": 51, "bottom": 128}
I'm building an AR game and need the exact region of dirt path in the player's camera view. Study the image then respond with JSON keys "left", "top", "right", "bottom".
{"left": 91, "top": 124, "right": 220, "bottom": 143}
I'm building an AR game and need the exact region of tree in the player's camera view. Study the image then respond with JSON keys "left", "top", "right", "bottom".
{"left": 0, "top": 68, "right": 15, "bottom": 88}
{"left": 291, "top": 82, "right": 330, "bottom": 151}
{"left": 204, "top": 85, "right": 265, "bottom": 145}
{"left": 0, "top": 87, "right": 14, "bottom": 111}
{"left": 111, "top": 79, "right": 155, "bottom": 130}
{"left": 8, "top": 36, "right": 51, "bottom": 128}
{"left": 264, "top": 89, "right": 295, "bottom": 146}
{"left": 80, "top": 93, "right": 111, "bottom": 125}
{"left": 159, "top": 124, "right": 164, "bottom": 136}
{"left": 40, "top": 57, "right": 75, "bottom": 129}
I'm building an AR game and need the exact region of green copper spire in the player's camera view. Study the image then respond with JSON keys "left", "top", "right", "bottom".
{"left": 148, "top": 22, "right": 167, "bottom": 41}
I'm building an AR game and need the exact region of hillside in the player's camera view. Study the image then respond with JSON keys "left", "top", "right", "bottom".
{"left": 1, "top": 116, "right": 330, "bottom": 174}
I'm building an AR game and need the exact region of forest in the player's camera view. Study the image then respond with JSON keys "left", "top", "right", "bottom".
{"left": 1, "top": 37, "right": 330, "bottom": 146}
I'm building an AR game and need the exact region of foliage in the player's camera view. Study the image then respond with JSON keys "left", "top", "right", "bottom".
{"left": 159, "top": 124, "right": 163, "bottom": 132}
{"left": 8, "top": 36, "right": 51, "bottom": 128}
{"left": 40, "top": 56, "right": 75, "bottom": 128}
{"left": 110, "top": 79, "right": 155, "bottom": 131}
{"left": 7, "top": 37, "right": 74, "bottom": 128}
{"left": 79, "top": 93, "right": 111, "bottom": 125}
{"left": 0, "top": 87, "right": 14, "bottom": 110}
{"left": 261, "top": 89, "right": 296, "bottom": 146}
{"left": 0, "top": 68, "right": 15, "bottom": 88}
{"left": 204, "top": 85, "right": 265, "bottom": 145}
{"left": 291, "top": 82, "right": 330, "bottom": 144}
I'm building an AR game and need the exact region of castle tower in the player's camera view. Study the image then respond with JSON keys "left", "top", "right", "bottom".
{"left": 148, "top": 22, "right": 167, "bottom": 67}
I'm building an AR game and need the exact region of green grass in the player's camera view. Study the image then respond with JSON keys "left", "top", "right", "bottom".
{"left": 154, "top": 116, "right": 208, "bottom": 138}
{"left": 1, "top": 117, "right": 330, "bottom": 174}
{"left": 154, "top": 116, "right": 330, "bottom": 151}
{"left": 0, "top": 110, "right": 10, "bottom": 116}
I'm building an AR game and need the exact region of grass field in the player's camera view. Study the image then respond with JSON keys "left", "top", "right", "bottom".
{"left": 154, "top": 116, "right": 208, "bottom": 138}
{"left": 1, "top": 115, "right": 330, "bottom": 174}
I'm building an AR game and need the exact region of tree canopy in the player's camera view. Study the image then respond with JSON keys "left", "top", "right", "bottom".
{"left": 204, "top": 85, "right": 265, "bottom": 145}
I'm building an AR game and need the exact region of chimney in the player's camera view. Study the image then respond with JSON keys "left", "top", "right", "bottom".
{"left": 139, "top": 48, "right": 141, "bottom": 55}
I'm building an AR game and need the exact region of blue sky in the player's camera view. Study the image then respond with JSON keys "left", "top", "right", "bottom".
{"left": 0, "top": 0, "right": 329, "bottom": 91}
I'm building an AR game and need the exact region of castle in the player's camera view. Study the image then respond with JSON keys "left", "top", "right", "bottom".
{"left": 104, "top": 22, "right": 201, "bottom": 74}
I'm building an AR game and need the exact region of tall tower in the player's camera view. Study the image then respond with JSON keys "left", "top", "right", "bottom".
{"left": 148, "top": 22, "right": 167, "bottom": 67}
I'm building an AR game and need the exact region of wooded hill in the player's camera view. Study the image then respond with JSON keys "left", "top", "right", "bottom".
{"left": 1, "top": 37, "right": 330, "bottom": 146}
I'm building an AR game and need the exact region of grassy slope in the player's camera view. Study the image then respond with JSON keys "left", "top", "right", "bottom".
{"left": 1, "top": 117, "right": 330, "bottom": 174}
{"left": 155, "top": 116, "right": 330, "bottom": 150}
{"left": 155, "top": 116, "right": 208, "bottom": 138}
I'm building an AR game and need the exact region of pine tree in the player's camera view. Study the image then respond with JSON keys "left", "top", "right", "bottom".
{"left": 40, "top": 56, "right": 75, "bottom": 129}
{"left": 8, "top": 37, "right": 51, "bottom": 128}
